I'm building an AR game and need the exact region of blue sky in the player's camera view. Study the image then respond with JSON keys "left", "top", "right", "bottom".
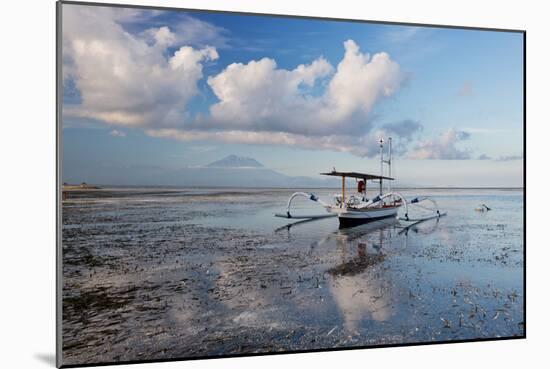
{"left": 62, "top": 4, "right": 524, "bottom": 187}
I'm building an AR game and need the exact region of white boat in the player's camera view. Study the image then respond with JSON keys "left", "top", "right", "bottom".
{"left": 317, "top": 170, "right": 401, "bottom": 227}
{"left": 275, "top": 137, "right": 446, "bottom": 228}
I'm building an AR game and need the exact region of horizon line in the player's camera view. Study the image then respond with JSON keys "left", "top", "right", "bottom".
{"left": 62, "top": 184, "right": 524, "bottom": 190}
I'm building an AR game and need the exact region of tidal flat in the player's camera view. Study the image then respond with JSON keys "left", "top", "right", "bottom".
{"left": 61, "top": 188, "right": 524, "bottom": 365}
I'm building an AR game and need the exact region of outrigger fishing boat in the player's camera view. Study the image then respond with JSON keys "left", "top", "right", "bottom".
{"left": 275, "top": 137, "right": 446, "bottom": 228}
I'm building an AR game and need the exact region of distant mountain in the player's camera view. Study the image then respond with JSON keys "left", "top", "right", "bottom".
{"left": 160, "top": 154, "right": 337, "bottom": 187}
{"left": 66, "top": 154, "right": 340, "bottom": 188}
{"left": 207, "top": 155, "right": 263, "bottom": 168}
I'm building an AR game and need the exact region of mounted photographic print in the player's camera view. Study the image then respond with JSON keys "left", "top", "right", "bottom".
{"left": 57, "top": 1, "right": 525, "bottom": 367}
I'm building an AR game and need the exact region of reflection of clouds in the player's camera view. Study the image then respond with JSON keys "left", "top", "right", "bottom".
{"left": 170, "top": 219, "right": 402, "bottom": 336}
{"left": 327, "top": 221, "right": 397, "bottom": 332}
{"left": 329, "top": 274, "right": 393, "bottom": 331}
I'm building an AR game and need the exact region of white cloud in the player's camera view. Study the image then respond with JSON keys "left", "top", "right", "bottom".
{"left": 410, "top": 128, "right": 471, "bottom": 159}
{"left": 145, "top": 41, "right": 418, "bottom": 158}
{"left": 62, "top": 5, "right": 218, "bottom": 127}
{"left": 322, "top": 40, "right": 402, "bottom": 123}
{"left": 62, "top": 7, "right": 420, "bottom": 158}
{"left": 142, "top": 26, "right": 177, "bottom": 47}
{"left": 140, "top": 14, "right": 229, "bottom": 49}
{"left": 204, "top": 56, "right": 333, "bottom": 135}
{"left": 205, "top": 40, "right": 402, "bottom": 136}
{"left": 146, "top": 124, "right": 418, "bottom": 158}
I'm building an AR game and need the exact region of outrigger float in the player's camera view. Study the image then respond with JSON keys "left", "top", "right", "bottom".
{"left": 275, "top": 137, "right": 446, "bottom": 228}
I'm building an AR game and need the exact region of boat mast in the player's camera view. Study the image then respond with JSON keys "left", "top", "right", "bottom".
{"left": 379, "top": 137, "right": 393, "bottom": 194}
{"left": 341, "top": 176, "right": 345, "bottom": 208}
{"left": 379, "top": 138, "right": 384, "bottom": 196}
{"left": 388, "top": 137, "right": 392, "bottom": 193}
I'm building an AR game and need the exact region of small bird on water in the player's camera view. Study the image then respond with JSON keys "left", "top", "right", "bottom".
{"left": 475, "top": 204, "right": 491, "bottom": 212}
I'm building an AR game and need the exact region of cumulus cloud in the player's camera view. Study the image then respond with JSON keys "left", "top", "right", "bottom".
{"left": 62, "top": 7, "right": 424, "bottom": 158}
{"left": 62, "top": 5, "right": 219, "bottom": 127}
{"left": 410, "top": 128, "right": 471, "bottom": 159}
{"left": 145, "top": 39, "right": 413, "bottom": 157}
{"left": 321, "top": 41, "right": 403, "bottom": 124}
{"left": 203, "top": 57, "right": 333, "bottom": 135}
{"left": 142, "top": 26, "right": 177, "bottom": 46}
{"left": 203, "top": 40, "right": 403, "bottom": 136}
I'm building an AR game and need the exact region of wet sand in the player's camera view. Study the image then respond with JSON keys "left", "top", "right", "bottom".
{"left": 61, "top": 188, "right": 524, "bottom": 365}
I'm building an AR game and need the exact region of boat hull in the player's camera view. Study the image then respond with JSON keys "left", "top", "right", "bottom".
{"left": 337, "top": 206, "right": 399, "bottom": 228}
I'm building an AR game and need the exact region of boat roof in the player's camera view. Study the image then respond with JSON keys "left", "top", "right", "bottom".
{"left": 320, "top": 171, "right": 394, "bottom": 181}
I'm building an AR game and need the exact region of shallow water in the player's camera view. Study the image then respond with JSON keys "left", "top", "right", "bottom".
{"left": 61, "top": 187, "right": 524, "bottom": 365}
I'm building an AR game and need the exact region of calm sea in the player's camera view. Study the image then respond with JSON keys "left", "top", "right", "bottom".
{"left": 61, "top": 187, "right": 524, "bottom": 365}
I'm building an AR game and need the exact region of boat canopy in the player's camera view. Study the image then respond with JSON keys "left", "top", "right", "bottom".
{"left": 320, "top": 171, "right": 394, "bottom": 181}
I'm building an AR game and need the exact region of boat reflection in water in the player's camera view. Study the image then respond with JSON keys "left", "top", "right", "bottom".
{"left": 325, "top": 218, "right": 398, "bottom": 332}
{"left": 276, "top": 212, "right": 444, "bottom": 335}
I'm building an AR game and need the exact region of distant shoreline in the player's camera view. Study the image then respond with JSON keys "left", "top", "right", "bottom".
{"left": 61, "top": 184, "right": 524, "bottom": 191}
{"left": 62, "top": 184, "right": 101, "bottom": 191}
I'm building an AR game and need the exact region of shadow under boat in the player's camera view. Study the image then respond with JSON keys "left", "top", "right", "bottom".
{"left": 274, "top": 210, "right": 401, "bottom": 233}
{"left": 336, "top": 217, "right": 398, "bottom": 239}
